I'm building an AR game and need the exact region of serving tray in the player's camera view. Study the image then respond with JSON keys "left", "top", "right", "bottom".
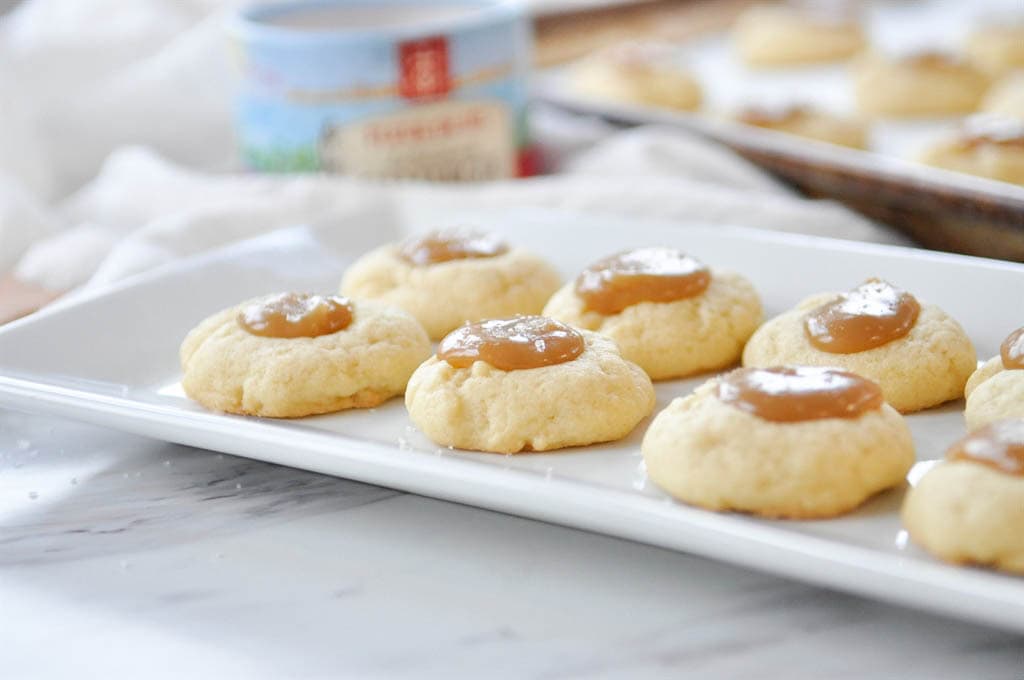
{"left": 2, "top": 210, "right": 1023, "bottom": 632}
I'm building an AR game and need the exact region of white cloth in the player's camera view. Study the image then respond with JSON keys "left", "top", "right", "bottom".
{"left": 0, "top": 0, "right": 902, "bottom": 293}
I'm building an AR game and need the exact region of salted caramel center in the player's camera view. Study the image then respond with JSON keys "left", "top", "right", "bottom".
{"left": 398, "top": 230, "right": 508, "bottom": 266}
{"left": 1001, "top": 327, "right": 1024, "bottom": 369}
{"left": 903, "top": 51, "right": 963, "bottom": 69}
{"left": 437, "top": 316, "right": 585, "bottom": 371}
{"left": 717, "top": 366, "right": 884, "bottom": 423}
{"left": 574, "top": 247, "right": 711, "bottom": 315}
{"left": 948, "top": 420, "right": 1024, "bottom": 476}
{"left": 238, "top": 293, "right": 353, "bottom": 338}
{"left": 804, "top": 279, "right": 920, "bottom": 354}
{"left": 958, "top": 115, "right": 1024, "bottom": 150}
{"left": 738, "top": 104, "right": 809, "bottom": 127}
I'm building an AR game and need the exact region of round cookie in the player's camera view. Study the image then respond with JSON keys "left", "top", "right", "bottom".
{"left": 983, "top": 73, "right": 1024, "bottom": 118}
{"left": 920, "top": 115, "right": 1024, "bottom": 186}
{"left": 964, "top": 326, "right": 1024, "bottom": 430}
{"left": 735, "top": 104, "right": 868, "bottom": 149}
{"left": 964, "top": 355, "right": 1005, "bottom": 397}
{"left": 966, "top": 371, "right": 1024, "bottom": 430}
{"left": 966, "top": 23, "right": 1024, "bottom": 77}
{"left": 181, "top": 293, "right": 431, "bottom": 417}
{"left": 340, "top": 229, "right": 561, "bottom": 340}
{"left": 405, "top": 316, "right": 655, "bottom": 453}
{"left": 642, "top": 367, "right": 915, "bottom": 519}
{"left": 854, "top": 52, "right": 989, "bottom": 118}
{"left": 542, "top": 248, "right": 762, "bottom": 381}
{"left": 902, "top": 420, "right": 1024, "bottom": 574}
{"left": 571, "top": 41, "right": 702, "bottom": 111}
{"left": 741, "top": 280, "right": 976, "bottom": 413}
{"left": 732, "top": 4, "right": 866, "bottom": 67}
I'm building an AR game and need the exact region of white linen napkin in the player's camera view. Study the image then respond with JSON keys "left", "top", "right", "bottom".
{"left": 0, "top": 0, "right": 903, "bottom": 295}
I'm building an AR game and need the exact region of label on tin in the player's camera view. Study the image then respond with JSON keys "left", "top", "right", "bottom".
{"left": 319, "top": 100, "right": 515, "bottom": 181}
{"left": 399, "top": 36, "right": 451, "bottom": 99}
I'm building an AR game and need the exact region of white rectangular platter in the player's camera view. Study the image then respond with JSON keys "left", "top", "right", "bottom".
{"left": 2, "top": 210, "right": 1024, "bottom": 632}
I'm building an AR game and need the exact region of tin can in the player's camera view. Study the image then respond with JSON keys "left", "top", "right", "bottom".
{"left": 227, "top": 0, "right": 534, "bottom": 180}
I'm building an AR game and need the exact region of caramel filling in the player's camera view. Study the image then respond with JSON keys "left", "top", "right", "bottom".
{"left": 238, "top": 293, "right": 353, "bottom": 338}
{"left": 574, "top": 247, "right": 711, "bottom": 315}
{"left": 717, "top": 366, "right": 884, "bottom": 423}
{"left": 902, "top": 51, "right": 964, "bottom": 69}
{"left": 398, "top": 230, "right": 509, "bottom": 266}
{"left": 957, "top": 115, "right": 1024, "bottom": 150}
{"left": 1001, "top": 326, "right": 1024, "bottom": 369}
{"left": 804, "top": 279, "right": 920, "bottom": 354}
{"left": 948, "top": 420, "right": 1024, "bottom": 476}
{"left": 437, "top": 316, "right": 585, "bottom": 371}
{"left": 738, "top": 104, "right": 809, "bottom": 127}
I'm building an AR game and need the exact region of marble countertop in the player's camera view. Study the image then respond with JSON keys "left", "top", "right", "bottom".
{"left": 2, "top": 409, "right": 1022, "bottom": 679}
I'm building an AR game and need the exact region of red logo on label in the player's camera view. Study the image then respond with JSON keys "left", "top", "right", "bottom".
{"left": 398, "top": 37, "right": 451, "bottom": 99}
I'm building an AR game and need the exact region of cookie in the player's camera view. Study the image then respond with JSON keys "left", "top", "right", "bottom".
{"left": 964, "top": 326, "right": 1024, "bottom": 430}
{"left": 920, "top": 115, "right": 1024, "bottom": 186}
{"left": 340, "top": 229, "right": 561, "bottom": 340}
{"left": 967, "top": 24, "right": 1024, "bottom": 76}
{"left": 965, "top": 356, "right": 1006, "bottom": 398}
{"left": 902, "top": 420, "right": 1024, "bottom": 574}
{"left": 405, "top": 315, "right": 655, "bottom": 453}
{"left": 735, "top": 104, "right": 868, "bottom": 149}
{"left": 742, "top": 279, "right": 976, "bottom": 413}
{"left": 542, "top": 247, "right": 762, "bottom": 381}
{"left": 854, "top": 52, "right": 989, "bottom": 118}
{"left": 983, "top": 73, "right": 1024, "bottom": 118}
{"left": 642, "top": 366, "right": 914, "bottom": 519}
{"left": 571, "top": 42, "right": 702, "bottom": 111}
{"left": 733, "top": 4, "right": 866, "bottom": 67}
{"left": 181, "top": 293, "right": 431, "bottom": 417}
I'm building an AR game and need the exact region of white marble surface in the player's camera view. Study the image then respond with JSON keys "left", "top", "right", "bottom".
{"left": 2, "top": 409, "right": 1023, "bottom": 679}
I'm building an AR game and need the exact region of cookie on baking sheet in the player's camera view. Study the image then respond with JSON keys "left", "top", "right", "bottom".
{"left": 983, "top": 73, "right": 1024, "bottom": 118}
{"left": 964, "top": 325, "right": 1024, "bottom": 430}
{"left": 854, "top": 52, "right": 989, "bottom": 118}
{"left": 742, "top": 279, "right": 976, "bottom": 413}
{"left": 966, "top": 23, "right": 1024, "bottom": 77}
{"left": 903, "top": 420, "right": 1024, "bottom": 574}
{"left": 642, "top": 366, "right": 914, "bottom": 519}
{"left": 732, "top": 4, "right": 866, "bottom": 67}
{"left": 542, "top": 247, "right": 762, "bottom": 381}
{"left": 340, "top": 229, "right": 561, "bottom": 341}
{"left": 570, "top": 42, "right": 702, "bottom": 111}
{"left": 181, "top": 293, "right": 431, "bottom": 417}
{"left": 921, "top": 115, "right": 1024, "bottom": 186}
{"left": 405, "top": 315, "right": 655, "bottom": 453}
{"left": 735, "top": 104, "right": 868, "bottom": 149}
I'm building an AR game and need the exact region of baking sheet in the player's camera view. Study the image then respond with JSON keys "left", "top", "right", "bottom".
{"left": 533, "top": 0, "right": 1024, "bottom": 261}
